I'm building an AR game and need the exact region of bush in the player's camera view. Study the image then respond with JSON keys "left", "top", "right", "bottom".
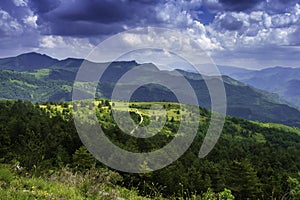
{"left": 50, "top": 167, "right": 123, "bottom": 198}
{"left": 0, "top": 166, "right": 14, "bottom": 188}
{"left": 288, "top": 175, "right": 300, "bottom": 199}
{"left": 72, "top": 146, "right": 96, "bottom": 171}
{"left": 219, "top": 188, "right": 235, "bottom": 200}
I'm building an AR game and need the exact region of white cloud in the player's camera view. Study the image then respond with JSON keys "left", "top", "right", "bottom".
{"left": 12, "top": 0, "right": 27, "bottom": 7}
{"left": 271, "top": 13, "right": 299, "bottom": 28}
{"left": 156, "top": 1, "right": 194, "bottom": 27}
{"left": 0, "top": 9, "right": 23, "bottom": 36}
{"left": 23, "top": 15, "right": 37, "bottom": 28}
{"left": 208, "top": 6, "right": 300, "bottom": 51}
{"left": 154, "top": 1, "right": 221, "bottom": 53}
{"left": 38, "top": 36, "right": 94, "bottom": 59}
{"left": 295, "top": 3, "right": 300, "bottom": 15}
{"left": 123, "top": 33, "right": 144, "bottom": 46}
{"left": 250, "top": 11, "right": 263, "bottom": 22}
{"left": 262, "top": 13, "right": 272, "bottom": 28}
{"left": 40, "top": 36, "right": 64, "bottom": 48}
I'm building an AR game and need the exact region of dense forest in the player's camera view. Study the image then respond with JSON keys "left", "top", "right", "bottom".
{"left": 0, "top": 100, "right": 300, "bottom": 199}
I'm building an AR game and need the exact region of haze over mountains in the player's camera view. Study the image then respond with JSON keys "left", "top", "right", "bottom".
{"left": 1, "top": 52, "right": 300, "bottom": 127}
{"left": 220, "top": 65, "right": 300, "bottom": 109}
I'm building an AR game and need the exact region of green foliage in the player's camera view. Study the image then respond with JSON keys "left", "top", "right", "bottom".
{"left": 72, "top": 146, "right": 96, "bottom": 171}
{"left": 201, "top": 188, "right": 217, "bottom": 200}
{"left": 0, "top": 166, "right": 145, "bottom": 200}
{"left": 197, "top": 188, "right": 234, "bottom": 200}
{"left": 226, "top": 160, "right": 261, "bottom": 199}
{"left": 0, "top": 165, "right": 14, "bottom": 188}
{"left": 0, "top": 100, "right": 300, "bottom": 199}
{"left": 288, "top": 173, "right": 300, "bottom": 199}
{"left": 50, "top": 167, "right": 123, "bottom": 198}
{"left": 218, "top": 188, "right": 235, "bottom": 200}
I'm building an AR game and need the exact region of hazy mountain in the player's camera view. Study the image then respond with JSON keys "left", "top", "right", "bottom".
{"left": 218, "top": 65, "right": 254, "bottom": 76}
{"left": 220, "top": 65, "right": 300, "bottom": 108}
{"left": 1, "top": 52, "right": 300, "bottom": 127}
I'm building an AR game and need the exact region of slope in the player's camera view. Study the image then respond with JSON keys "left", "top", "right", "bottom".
{"left": 0, "top": 53, "right": 300, "bottom": 127}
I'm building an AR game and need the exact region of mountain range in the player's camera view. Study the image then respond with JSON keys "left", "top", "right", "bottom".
{"left": 220, "top": 65, "right": 300, "bottom": 109}
{"left": 1, "top": 52, "right": 300, "bottom": 127}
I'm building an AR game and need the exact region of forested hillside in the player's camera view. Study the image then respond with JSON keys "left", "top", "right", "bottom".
{"left": 1, "top": 53, "right": 300, "bottom": 127}
{"left": 0, "top": 100, "right": 299, "bottom": 199}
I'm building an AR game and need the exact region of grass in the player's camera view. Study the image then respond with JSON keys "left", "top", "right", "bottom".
{"left": 9, "top": 79, "right": 38, "bottom": 89}
{"left": 33, "top": 69, "right": 51, "bottom": 79}
{"left": 1, "top": 177, "right": 83, "bottom": 200}
{"left": 20, "top": 69, "right": 51, "bottom": 79}
{"left": 252, "top": 121, "right": 300, "bottom": 136}
{"left": 0, "top": 165, "right": 151, "bottom": 200}
{"left": 0, "top": 167, "right": 233, "bottom": 200}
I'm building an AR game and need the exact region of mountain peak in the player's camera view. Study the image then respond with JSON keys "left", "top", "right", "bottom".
{"left": 18, "top": 52, "right": 43, "bottom": 56}
{"left": 17, "top": 52, "right": 57, "bottom": 60}
{"left": 0, "top": 52, "right": 59, "bottom": 71}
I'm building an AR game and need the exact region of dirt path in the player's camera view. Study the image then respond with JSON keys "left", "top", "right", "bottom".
{"left": 130, "top": 110, "right": 143, "bottom": 135}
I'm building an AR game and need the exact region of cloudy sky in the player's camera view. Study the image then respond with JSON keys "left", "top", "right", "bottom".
{"left": 1, "top": 0, "right": 300, "bottom": 69}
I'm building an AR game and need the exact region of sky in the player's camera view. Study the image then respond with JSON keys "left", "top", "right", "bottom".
{"left": 1, "top": 0, "right": 300, "bottom": 69}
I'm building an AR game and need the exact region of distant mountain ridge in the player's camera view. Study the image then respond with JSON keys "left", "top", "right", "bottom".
{"left": 0, "top": 52, "right": 60, "bottom": 71}
{"left": 219, "top": 65, "right": 300, "bottom": 109}
{"left": 1, "top": 52, "right": 300, "bottom": 127}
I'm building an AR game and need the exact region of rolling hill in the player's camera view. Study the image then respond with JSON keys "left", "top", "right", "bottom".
{"left": 1, "top": 52, "right": 300, "bottom": 127}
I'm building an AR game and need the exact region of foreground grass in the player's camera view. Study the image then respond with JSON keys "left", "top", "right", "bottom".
{"left": 0, "top": 165, "right": 150, "bottom": 200}
{"left": 1, "top": 179, "right": 148, "bottom": 200}
{"left": 0, "top": 164, "right": 235, "bottom": 200}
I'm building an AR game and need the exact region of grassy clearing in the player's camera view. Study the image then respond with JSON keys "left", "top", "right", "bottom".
{"left": 41, "top": 100, "right": 199, "bottom": 125}
{"left": 10, "top": 79, "right": 38, "bottom": 89}
{"left": 33, "top": 69, "right": 51, "bottom": 79}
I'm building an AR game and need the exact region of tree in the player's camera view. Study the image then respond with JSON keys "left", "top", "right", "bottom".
{"left": 72, "top": 146, "right": 96, "bottom": 171}
{"left": 288, "top": 173, "right": 300, "bottom": 199}
{"left": 170, "top": 116, "right": 175, "bottom": 122}
{"left": 218, "top": 188, "right": 235, "bottom": 200}
{"left": 226, "top": 159, "right": 262, "bottom": 199}
{"left": 104, "top": 100, "right": 110, "bottom": 107}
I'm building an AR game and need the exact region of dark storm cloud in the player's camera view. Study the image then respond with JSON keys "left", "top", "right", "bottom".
{"left": 45, "top": 20, "right": 125, "bottom": 36}
{"left": 203, "top": 0, "right": 300, "bottom": 14}
{"left": 28, "top": 0, "right": 61, "bottom": 14}
{"left": 27, "top": 0, "right": 161, "bottom": 37}
{"left": 56, "top": 1, "right": 135, "bottom": 23}
{"left": 219, "top": 0, "right": 261, "bottom": 11}
{"left": 129, "top": 0, "right": 162, "bottom": 5}
{"left": 203, "top": 0, "right": 261, "bottom": 12}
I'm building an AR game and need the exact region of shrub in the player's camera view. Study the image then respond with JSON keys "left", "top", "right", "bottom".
{"left": 0, "top": 166, "right": 14, "bottom": 188}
